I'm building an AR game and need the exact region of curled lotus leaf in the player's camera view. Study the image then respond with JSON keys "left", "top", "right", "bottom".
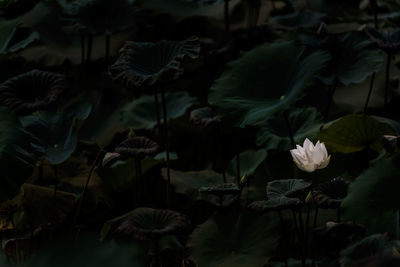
{"left": 0, "top": 70, "right": 68, "bottom": 115}
{"left": 365, "top": 26, "right": 400, "bottom": 54}
{"left": 312, "top": 177, "right": 350, "bottom": 209}
{"left": 114, "top": 136, "right": 159, "bottom": 159}
{"left": 109, "top": 36, "right": 200, "bottom": 88}
{"left": 115, "top": 207, "right": 191, "bottom": 241}
{"left": 248, "top": 198, "right": 302, "bottom": 212}
{"left": 199, "top": 183, "right": 240, "bottom": 197}
{"left": 267, "top": 179, "right": 311, "bottom": 199}
{"left": 190, "top": 106, "right": 220, "bottom": 127}
{"left": 381, "top": 135, "right": 400, "bottom": 154}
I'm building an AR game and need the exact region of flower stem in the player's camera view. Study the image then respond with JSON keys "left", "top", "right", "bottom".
{"left": 135, "top": 158, "right": 142, "bottom": 207}
{"left": 80, "top": 31, "right": 85, "bottom": 65}
{"left": 53, "top": 165, "right": 58, "bottom": 198}
{"left": 161, "top": 87, "right": 171, "bottom": 208}
{"left": 278, "top": 211, "right": 288, "bottom": 267}
{"left": 105, "top": 33, "right": 110, "bottom": 64}
{"left": 324, "top": 78, "right": 339, "bottom": 122}
{"left": 384, "top": 53, "right": 392, "bottom": 114}
{"left": 154, "top": 88, "right": 161, "bottom": 127}
{"left": 86, "top": 34, "right": 93, "bottom": 64}
{"left": 313, "top": 207, "right": 318, "bottom": 227}
{"left": 224, "top": 0, "right": 230, "bottom": 32}
{"left": 72, "top": 149, "right": 104, "bottom": 229}
{"left": 292, "top": 209, "right": 300, "bottom": 242}
{"left": 364, "top": 73, "right": 376, "bottom": 114}
{"left": 337, "top": 207, "right": 341, "bottom": 223}
{"left": 236, "top": 153, "right": 240, "bottom": 184}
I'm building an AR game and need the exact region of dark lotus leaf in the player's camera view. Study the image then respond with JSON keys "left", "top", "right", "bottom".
{"left": 312, "top": 177, "right": 350, "bottom": 209}
{"left": 317, "top": 114, "right": 396, "bottom": 154}
{"left": 0, "top": 70, "right": 68, "bottom": 115}
{"left": 313, "top": 222, "right": 366, "bottom": 259}
{"left": 208, "top": 41, "right": 330, "bottom": 127}
{"left": 256, "top": 106, "right": 323, "bottom": 151}
{"left": 365, "top": 26, "right": 400, "bottom": 54}
{"left": 270, "top": 10, "right": 325, "bottom": 29}
{"left": 199, "top": 183, "right": 240, "bottom": 197}
{"left": 114, "top": 136, "right": 159, "bottom": 159}
{"left": 267, "top": 179, "right": 311, "bottom": 199}
{"left": 341, "top": 234, "right": 400, "bottom": 267}
{"left": 0, "top": 18, "right": 39, "bottom": 54}
{"left": 381, "top": 135, "right": 400, "bottom": 154}
{"left": 248, "top": 198, "right": 302, "bottom": 212}
{"left": 190, "top": 106, "right": 220, "bottom": 127}
{"left": 60, "top": 0, "right": 143, "bottom": 35}
{"left": 302, "top": 31, "right": 383, "bottom": 86}
{"left": 109, "top": 36, "right": 200, "bottom": 88}
{"left": 115, "top": 207, "right": 191, "bottom": 240}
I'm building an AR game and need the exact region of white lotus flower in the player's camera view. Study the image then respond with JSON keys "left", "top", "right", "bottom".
{"left": 290, "top": 138, "right": 331, "bottom": 173}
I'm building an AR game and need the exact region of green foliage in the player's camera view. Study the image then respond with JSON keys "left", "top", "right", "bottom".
{"left": 226, "top": 148, "right": 267, "bottom": 177}
{"left": 0, "top": 18, "right": 39, "bottom": 54}
{"left": 209, "top": 41, "right": 330, "bottom": 127}
{"left": 188, "top": 212, "right": 280, "bottom": 267}
{"left": 317, "top": 114, "right": 396, "bottom": 153}
{"left": 122, "top": 91, "right": 196, "bottom": 130}
{"left": 0, "top": 107, "right": 36, "bottom": 201}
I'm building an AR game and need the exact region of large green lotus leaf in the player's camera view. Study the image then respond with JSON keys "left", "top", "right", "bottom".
{"left": 302, "top": 31, "right": 383, "bottom": 85}
{"left": 341, "top": 155, "right": 400, "bottom": 233}
{"left": 0, "top": 18, "right": 39, "bottom": 54}
{"left": 316, "top": 114, "right": 396, "bottom": 154}
{"left": 306, "top": 0, "right": 363, "bottom": 17}
{"left": 270, "top": 10, "right": 325, "bottom": 29}
{"left": 122, "top": 91, "right": 197, "bottom": 130}
{"left": 341, "top": 234, "right": 400, "bottom": 267}
{"left": 208, "top": 41, "right": 330, "bottom": 127}
{"left": 0, "top": 107, "right": 36, "bottom": 201}
{"left": 19, "top": 101, "right": 92, "bottom": 165}
{"left": 188, "top": 212, "right": 280, "bottom": 267}
{"left": 161, "top": 168, "right": 235, "bottom": 201}
{"left": 226, "top": 149, "right": 267, "bottom": 178}
{"left": 256, "top": 106, "right": 324, "bottom": 151}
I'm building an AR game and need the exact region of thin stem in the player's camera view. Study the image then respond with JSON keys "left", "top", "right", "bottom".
{"left": 86, "top": 34, "right": 93, "bottom": 64}
{"left": 364, "top": 73, "right": 376, "bottom": 114}
{"left": 396, "top": 209, "right": 400, "bottom": 240}
{"left": 154, "top": 88, "right": 161, "bottom": 127}
{"left": 224, "top": 0, "right": 230, "bottom": 32}
{"left": 72, "top": 149, "right": 104, "bottom": 229}
{"left": 135, "top": 158, "right": 142, "bottom": 207}
{"left": 278, "top": 211, "right": 288, "bottom": 267}
{"left": 298, "top": 210, "right": 305, "bottom": 267}
{"left": 337, "top": 207, "right": 341, "bottom": 223}
{"left": 384, "top": 53, "right": 392, "bottom": 114}
{"left": 236, "top": 154, "right": 240, "bottom": 184}
{"left": 324, "top": 78, "right": 339, "bottom": 122}
{"left": 161, "top": 88, "right": 171, "bottom": 208}
{"left": 53, "top": 165, "right": 58, "bottom": 198}
{"left": 105, "top": 34, "right": 110, "bottom": 64}
{"left": 304, "top": 205, "right": 311, "bottom": 266}
{"left": 80, "top": 31, "right": 85, "bottom": 65}
{"left": 38, "top": 163, "right": 43, "bottom": 181}
{"left": 374, "top": 10, "right": 378, "bottom": 29}
{"left": 313, "top": 207, "right": 319, "bottom": 227}
{"left": 283, "top": 111, "right": 295, "bottom": 149}
{"left": 292, "top": 209, "right": 300, "bottom": 242}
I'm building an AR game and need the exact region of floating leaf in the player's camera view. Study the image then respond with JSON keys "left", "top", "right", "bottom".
{"left": 208, "top": 41, "right": 330, "bottom": 127}
{"left": 316, "top": 114, "right": 396, "bottom": 153}
{"left": 226, "top": 149, "right": 267, "bottom": 177}
{"left": 256, "top": 107, "right": 323, "bottom": 151}
{"left": 122, "top": 91, "right": 196, "bottom": 130}
{"left": 341, "top": 155, "right": 400, "bottom": 233}
{"left": 19, "top": 101, "right": 92, "bottom": 165}
{"left": 115, "top": 136, "right": 159, "bottom": 159}
{"left": 109, "top": 37, "right": 200, "bottom": 88}
{"left": 188, "top": 212, "right": 280, "bottom": 267}
{"left": 0, "top": 107, "right": 35, "bottom": 201}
